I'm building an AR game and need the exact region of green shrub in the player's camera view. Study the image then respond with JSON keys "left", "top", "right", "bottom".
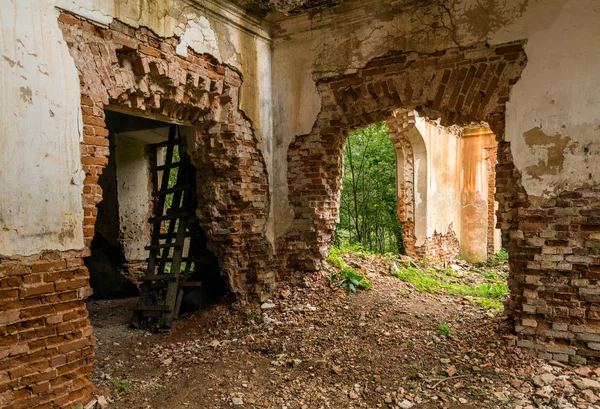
{"left": 327, "top": 254, "right": 345, "bottom": 269}
{"left": 334, "top": 267, "right": 373, "bottom": 293}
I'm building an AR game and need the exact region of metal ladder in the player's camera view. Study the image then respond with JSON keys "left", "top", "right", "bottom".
{"left": 132, "top": 124, "right": 203, "bottom": 330}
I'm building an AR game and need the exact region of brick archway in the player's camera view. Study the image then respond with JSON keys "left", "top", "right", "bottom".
{"left": 286, "top": 41, "right": 528, "bottom": 273}
{"left": 3, "top": 13, "right": 279, "bottom": 408}
{"left": 58, "top": 14, "right": 274, "bottom": 302}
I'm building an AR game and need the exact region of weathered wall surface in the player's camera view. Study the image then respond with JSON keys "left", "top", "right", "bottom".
{"left": 0, "top": 1, "right": 274, "bottom": 408}
{"left": 460, "top": 127, "right": 496, "bottom": 263}
{"left": 115, "top": 134, "right": 153, "bottom": 263}
{"left": 503, "top": 0, "right": 600, "bottom": 201}
{"left": 393, "top": 114, "right": 498, "bottom": 263}
{"left": 271, "top": 0, "right": 600, "bottom": 236}
{"left": 414, "top": 118, "right": 461, "bottom": 241}
{"left": 274, "top": 0, "right": 600, "bottom": 363}
{"left": 0, "top": 0, "right": 274, "bottom": 258}
{"left": 0, "top": 0, "right": 85, "bottom": 256}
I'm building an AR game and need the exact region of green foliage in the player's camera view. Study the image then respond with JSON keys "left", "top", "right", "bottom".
{"left": 330, "top": 242, "right": 365, "bottom": 257}
{"left": 392, "top": 266, "right": 508, "bottom": 310}
{"left": 480, "top": 248, "right": 509, "bottom": 267}
{"left": 470, "top": 297, "right": 504, "bottom": 310}
{"left": 114, "top": 378, "right": 129, "bottom": 393}
{"left": 333, "top": 267, "right": 373, "bottom": 293}
{"left": 326, "top": 254, "right": 345, "bottom": 269}
{"left": 72, "top": 404, "right": 84, "bottom": 409}
{"left": 244, "top": 309, "right": 260, "bottom": 323}
{"left": 393, "top": 267, "right": 442, "bottom": 294}
{"left": 336, "top": 123, "right": 404, "bottom": 254}
{"left": 481, "top": 270, "right": 498, "bottom": 281}
{"left": 436, "top": 324, "right": 452, "bottom": 336}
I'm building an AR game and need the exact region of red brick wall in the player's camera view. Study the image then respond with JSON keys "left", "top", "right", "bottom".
{"left": 0, "top": 250, "right": 94, "bottom": 409}
{"left": 485, "top": 146, "right": 498, "bottom": 255}
{"left": 286, "top": 42, "right": 528, "bottom": 274}
{"left": 414, "top": 228, "right": 461, "bottom": 263}
{"left": 1, "top": 12, "right": 275, "bottom": 409}
{"left": 58, "top": 14, "right": 274, "bottom": 301}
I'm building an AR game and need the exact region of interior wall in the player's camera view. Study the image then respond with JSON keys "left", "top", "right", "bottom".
{"left": 271, "top": 0, "right": 600, "bottom": 240}
{"left": 0, "top": 0, "right": 274, "bottom": 259}
{"left": 115, "top": 134, "right": 153, "bottom": 263}
{"left": 414, "top": 118, "right": 461, "bottom": 242}
{"left": 0, "top": 0, "right": 84, "bottom": 256}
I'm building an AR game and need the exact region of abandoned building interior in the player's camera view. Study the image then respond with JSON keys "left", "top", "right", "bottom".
{"left": 1, "top": 0, "right": 599, "bottom": 407}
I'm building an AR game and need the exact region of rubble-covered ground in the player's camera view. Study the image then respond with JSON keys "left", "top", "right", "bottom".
{"left": 89, "top": 251, "right": 600, "bottom": 409}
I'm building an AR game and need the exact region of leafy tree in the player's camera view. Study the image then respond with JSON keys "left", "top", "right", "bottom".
{"left": 336, "top": 123, "right": 404, "bottom": 254}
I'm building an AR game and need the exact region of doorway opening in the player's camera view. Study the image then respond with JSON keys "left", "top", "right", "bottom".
{"left": 85, "top": 110, "right": 227, "bottom": 317}
{"left": 335, "top": 122, "right": 404, "bottom": 254}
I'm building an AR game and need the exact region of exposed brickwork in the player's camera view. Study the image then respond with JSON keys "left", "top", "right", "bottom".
{"left": 286, "top": 42, "right": 527, "bottom": 273}
{"left": 0, "top": 250, "right": 94, "bottom": 409}
{"left": 0, "top": 13, "right": 274, "bottom": 409}
{"left": 387, "top": 110, "right": 417, "bottom": 256}
{"left": 485, "top": 146, "right": 498, "bottom": 255}
{"left": 415, "top": 227, "right": 460, "bottom": 263}
{"left": 58, "top": 14, "right": 274, "bottom": 301}
{"left": 503, "top": 187, "right": 600, "bottom": 364}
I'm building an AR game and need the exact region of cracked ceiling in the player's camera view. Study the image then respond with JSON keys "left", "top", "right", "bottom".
{"left": 231, "top": 0, "right": 346, "bottom": 16}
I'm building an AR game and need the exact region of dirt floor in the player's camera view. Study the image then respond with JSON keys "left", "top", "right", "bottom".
{"left": 89, "top": 254, "right": 600, "bottom": 409}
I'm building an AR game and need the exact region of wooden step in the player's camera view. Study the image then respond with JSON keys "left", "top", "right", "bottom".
{"left": 133, "top": 305, "right": 172, "bottom": 312}
{"left": 148, "top": 256, "right": 212, "bottom": 264}
{"left": 151, "top": 281, "right": 203, "bottom": 289}
{"left": 154, "top": 185, "right": 191, "bottom": 196}
{"left": 145, "top": 243, "right": 183, "bottom": 250}
{"left": 141, "top": 274, "right": 177, "bottom": 281}
{"left": 153, "top": 162, "right": 181, "bottom": 172}
{"left": 149, "top": 212, "right": 189, "bottom": 222}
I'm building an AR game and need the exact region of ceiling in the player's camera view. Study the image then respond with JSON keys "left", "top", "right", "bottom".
{"left": 231, "top": 0, "right": 346, "bottom": 16}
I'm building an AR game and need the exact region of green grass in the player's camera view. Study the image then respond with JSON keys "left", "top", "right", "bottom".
{"left": 114, "top": 379, "right": 129, "bottom": 393}
{"left": 392, "top": 266, "right": 508, "bottom": 310}
{"left": 330, "top": 243, "right": 365, "bottom": 257}
{"left": 436, "top": 324, "right": 452, "bottom": 336}
{"left": 470, "top": 297, "right": 504, "bottom": 310}
{"left": 393, "top": 267, "right": 443, "bottom": 294}
{"left": 479, "top": 248, "right": 509, "bottom": 267}
{"left": 326, "top": 254, "right": 345, "bottom": 269}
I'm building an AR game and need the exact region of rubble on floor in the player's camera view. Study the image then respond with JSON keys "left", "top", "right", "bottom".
{"left": 89, "top": 252, "right": 600, "bottom": 408}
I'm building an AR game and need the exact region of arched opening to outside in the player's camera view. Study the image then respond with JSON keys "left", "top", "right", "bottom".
{"left": 336, "top": 122, "right": 404, "bottom": 254}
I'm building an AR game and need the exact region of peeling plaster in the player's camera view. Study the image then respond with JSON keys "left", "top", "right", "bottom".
{"left": 176, "top": 16, "right": 222, "bottom": 61}
{"left": 0, "top": 0, "right": 84, "bottom": 256}
{"left": 523, "top": 126, "right": 571, "bottom": 180}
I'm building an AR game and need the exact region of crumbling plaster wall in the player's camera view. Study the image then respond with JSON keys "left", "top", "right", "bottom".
{"left": 414, "top": 118, "right": 461, "bottom": 242}
{"left": 114, "top": 134, "right": 153, "bottom": 263}
{"left": 271, "top": 0, "right": 600, "bottom": 237}
{"left": 0, "top": 0, "right": 85, "bottom": 256}
{"left": 460, "top": 127, "right": 497, "bottom": 263}
{"left": 399, "top": 116, "right": 498, "bottom": 263}
{"left": 0, "top": 0, "right": 274, "bottom": 259}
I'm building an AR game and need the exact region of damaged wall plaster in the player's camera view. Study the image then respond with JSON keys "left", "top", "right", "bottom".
{"left": 504, "top": 0, "right": 600, "bottom": 200}
{"left": 1, "top": 0, "right": 275, "bottom": 256}
{"left": 115, "top": 134, "right": 154, "bottom": 262}
{"left": 271, "top": 0, "right": 600, "bottom": 237}
{"left": 0, "top": 0, "right": 85, "bottom": 256}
